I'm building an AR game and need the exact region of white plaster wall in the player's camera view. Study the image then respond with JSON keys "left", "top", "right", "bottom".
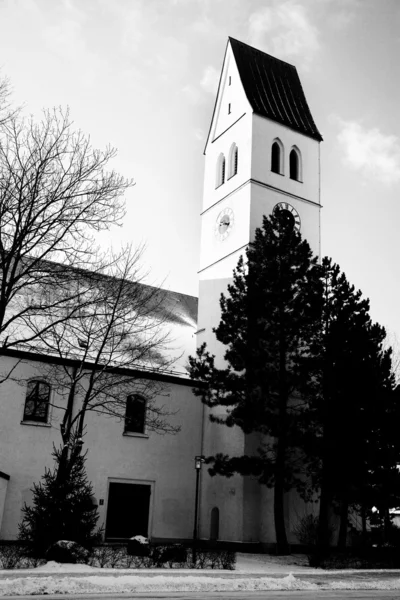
{"left": 199, "top": 185, "right": 251, "bottom": 279}
{"left": 252, "top": 115, "right": 320, "bottom": 203}
{"left": 0, "top": 477, "right": 9, "bottom": 534}
{"left": 249, "top": 182, "right": 321, "bottom": 257}
{"left": 210, "top": 44, "right": 252, "bottom": 155}
{"left": 251, "top": 114, "right": 321, "bottom": 257}
{"left": 0, "top": 356, "right": 203, "bottom": 542}
{"left": 82, "top": 381, "right": 202, "bottom": 541}
{"left": 202, "top": 110, "right": 252, "bottom": 214}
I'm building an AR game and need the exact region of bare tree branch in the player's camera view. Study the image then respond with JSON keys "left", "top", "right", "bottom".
{"left": 0, "top": 107, "right": 132, "bottom": 351}
{"left": 23, "top": 245, "right": 181, "bottom": 449}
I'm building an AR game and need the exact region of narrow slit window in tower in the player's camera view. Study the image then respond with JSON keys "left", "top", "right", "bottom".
{"left": 289, "top": 148, "right": 301, "bottom": 181}
{"left": 271, "top": 141, "right": 282, "bottom": 174}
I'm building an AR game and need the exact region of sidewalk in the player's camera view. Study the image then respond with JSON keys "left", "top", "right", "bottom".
{"left": 1, "top": 553, "right": 400, "bottom": 594}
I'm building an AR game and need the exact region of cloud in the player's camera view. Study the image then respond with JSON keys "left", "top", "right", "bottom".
{"left": 314, "top": 0, "right": 359, "bottom": 30}
{"left": 182, "top": 84, "right": 202, "bottom": 105}
{"left": 329, "top": 8, "right": 356, "bottom": 30}
{"left": 182, "top": 65, "right": 219, "bottom": 104}
{"left": 337, "top": 119, "right": 400, "bottom": 185}
{"left": 200, "top": 65, "right": 219, "bottom": 95}
{"left": 194, "top": 128, "right": 205, "bottom": 141}
{"left": 248, "top": 1, "right": 320, "bottom": 68}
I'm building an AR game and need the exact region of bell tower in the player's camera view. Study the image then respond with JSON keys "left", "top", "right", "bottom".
{"left": 197, "top": 38, "right": 322, "bottom": 545}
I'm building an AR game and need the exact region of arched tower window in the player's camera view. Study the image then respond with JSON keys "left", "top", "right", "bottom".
{"left": 289, "top": 147, "right": 302, "bottom": 181}
{"left": 271, "top": 139, "right": 284, "bottom": 175}
{"left": 216, "top": 153, "right": 226, "bottom": 188}
{"left": 228, "top": 143, "right": 238, "bottom": 179}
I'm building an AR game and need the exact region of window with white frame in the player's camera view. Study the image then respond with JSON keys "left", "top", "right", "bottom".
{"left": 23, "top": 380, "right": 51, "bottom": 423}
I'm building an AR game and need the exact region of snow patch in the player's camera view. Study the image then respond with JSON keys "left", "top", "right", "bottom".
{"left": 0, "top": 573, "right": 319, "bottom": 595}
{"left": 34, "top": 561, "right": 96, "bottom": 572}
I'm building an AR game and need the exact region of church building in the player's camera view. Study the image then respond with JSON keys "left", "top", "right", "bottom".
{"left": 0, "top": 37, "right": 323, "bottom": 549}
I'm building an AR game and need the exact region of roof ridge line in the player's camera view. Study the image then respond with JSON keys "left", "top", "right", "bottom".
{"left": 228, "top": 36, "right": 297, "bottom": 69}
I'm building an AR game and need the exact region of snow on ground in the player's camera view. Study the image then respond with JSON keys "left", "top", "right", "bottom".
{"left": 0, "top": 573, "right": 320, "bottom": 595}
{"left": 2, "top": 555, "right": 400, "bottom": 594}
{"left": 235, "top": 552, "right": 321, "bottom": 573}
{"left": 35, "top": 562, "right": 94, "bottom": 572}
{"left": 3, "top": 572, "right": 400, "bottom": 595}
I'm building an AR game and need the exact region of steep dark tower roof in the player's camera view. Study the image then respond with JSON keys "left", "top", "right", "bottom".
{"left": 229, "top": 37, "right": 322, "bottom": 142}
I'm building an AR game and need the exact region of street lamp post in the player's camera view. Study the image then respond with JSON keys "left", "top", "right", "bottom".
{"left": 192, "top": 455, "right": 205, "bottom": 564}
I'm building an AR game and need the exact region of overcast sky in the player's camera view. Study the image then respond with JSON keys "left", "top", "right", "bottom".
{"left": 0, "top": 0, "right": 399, "bottom": 341}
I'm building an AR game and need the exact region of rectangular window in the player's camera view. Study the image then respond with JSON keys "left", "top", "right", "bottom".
{"left": 125, "top": 395, "right": 146, "bottom": 433}
{"left": 23, "top": 381, "right": 50, "bottom": 423}
{"left": 228, "top": 103, "right": 231, "bottom": 114}
{"left": 228, "top": 75, "right": 231, "bottom": 85}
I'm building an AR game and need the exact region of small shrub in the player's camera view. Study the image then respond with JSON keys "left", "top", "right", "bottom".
{"left": 292, "top": 514, "right": 319, "bottom": 547}
{"left": 124, "top": 553, "right": 152, "bottom": 568}
{"left": 26, "top": 556, "right": 46, "bottom": 569}
{"left": 127, "top": 536, "right": 150, "bottom": 557}
{"left": 150, "top": 544, "right": 187, "bottom": 568}
{"left": 292, "top": 512, "right": 336, "bottom": 566}
{"left": 89, "top": 545, "right": 113, "bottom": 568}
{"left": 45, "top": 540, "right": 90, "bottom": 564}
{"left": 189, "top": 548, "right": 236, "bottom": 570}
{"left": 107, "top": 547, "right": 125, "bottom": 569}
{"left": 89, "top": 545, "right": 126, "bottom": 568}
{"left": 0, "top": 545, "right": 25, "bottom": 569}
{"left": 218, "top": 549, "right": 236, "bottom": 570}
{"left": 85, "top": 544, "right": 234, "bottom": 570}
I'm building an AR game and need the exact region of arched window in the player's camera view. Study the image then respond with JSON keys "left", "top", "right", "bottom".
{"left": 23, "top": 380, "right": 50, "bottom": 423}
{"left": 289, "top": 147, "right": 302, "bottom": 181}
{"left": 228, "top": 143, "right": 238, "bottom": 179}
{"left": 271, "top": 139, "right": 284, "bottom": 174}
{"left": 216, "top": 153, "right": 226, "bottom": 188}
{"left": 125, "top": 395, "right": 146, "bottom": 434}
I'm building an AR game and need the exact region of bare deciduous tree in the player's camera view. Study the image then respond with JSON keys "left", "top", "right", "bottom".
{"left": 0, "top": 107, "right": 132, "bottom": 351}
{"left": 24, "top": 245, "right": 180, "bottom": 468}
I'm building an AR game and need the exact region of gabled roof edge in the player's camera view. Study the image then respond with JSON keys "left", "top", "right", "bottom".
{"left": 203, "top": 39, "right": 230, "bottom": 155}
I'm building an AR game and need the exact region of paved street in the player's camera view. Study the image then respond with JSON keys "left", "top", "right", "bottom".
{"left": 2, "top": 592, "right": 400, "bottom": 600}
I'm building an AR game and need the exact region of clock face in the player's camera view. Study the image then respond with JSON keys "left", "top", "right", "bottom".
{"left": 215, "top": 207, "right": 234, "bottom": 241}
{"left": 273, "top": 202, "right": 301, "bottom": 232}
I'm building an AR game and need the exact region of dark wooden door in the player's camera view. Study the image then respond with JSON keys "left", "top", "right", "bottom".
{"left": 105, "top": 482, "right": 151, "bottom": 540}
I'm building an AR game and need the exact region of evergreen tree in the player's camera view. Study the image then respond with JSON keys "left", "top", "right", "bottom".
{"left": 304, "top": 258, "right": 399, "bottom": 552}
{"left": 189, "top": 210, "right": 322, "bottom": 553}
{"left": 19, "top": 432, "right": 101, "bottom": 556}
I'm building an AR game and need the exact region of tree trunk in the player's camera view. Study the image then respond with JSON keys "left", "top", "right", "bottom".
{"left": 337, "top": 496, "right": 349, "bottom": 549}
{"left": 383, "top": 507, "right": 391, "bottom": 544}
{"left": 361, "top": 503, "right": 367, "bottom": 545}
{"left": 318, "top": 427, "right": 332, "bottom": 556}
{"left": 274, "top": 440, "right": 290, "bottom": 554}
{"left": 274, "top": 377, "right": 290, "bottom": 555}
{"left": 318, "top": 476, "right": 331, "bottom": 555}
